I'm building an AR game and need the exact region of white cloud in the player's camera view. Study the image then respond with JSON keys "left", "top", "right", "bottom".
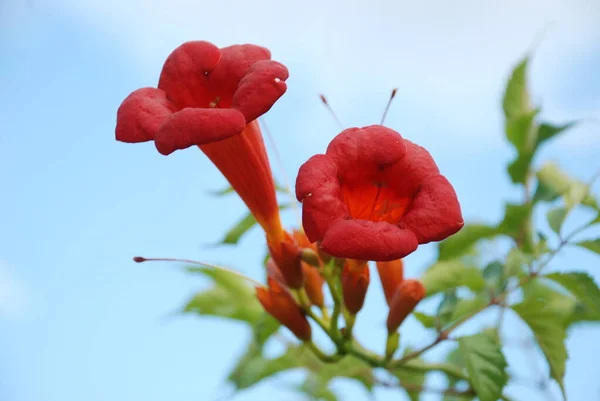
{"left": 49, "top": 0, "right": 600, "bottom": 150}
{"left": 0, "top": 261, "right": 31, "bottom": 319}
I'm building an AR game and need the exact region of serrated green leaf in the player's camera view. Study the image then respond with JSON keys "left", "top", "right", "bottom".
{"left": 228, "top": 345, "right": 309, "bottom": 390}
{"left": 512, "top": 298, "right": 568, "bottom": 397}
{"left": 450, "top": 294, "right": 490, "bottom": 323}
{"left": 547, "top": 207, "right": 568, "bottom": 234}
{"left": 394, "top": 349, "right": 426, "bottom": 401}
{"left": 534, "top": 162, "right": 597, "bottom": 208}
{"left": 413, "top": 312, "right": 437, "bottom": 329}
{"left": 297, "top": 376, "right": 339, "bottom": 401}
{"left": 184, "top": 267, "right": 262, "bottom": 323}
{"left": 545, "top": 272, "right": 600, "bottom": 318}
{"left": 503, "top": 57, "right": 531, "bottom": 120}
{"left": 421, "top": 261, "right": 486, "bottom": 297}
{"left": 535, "top": 122, "right": 577, "bottom": 148}
{"left": 253, "top": 313, "right": 281, "bottom": 346}
{"left": 438, "top": 224, "right": 501, "bottom": 260}
{"left": 576, "top": 239, "right": 600, "bottom": 254}
{"left": 458, "top": 334, "right": 508, "bottom": 401}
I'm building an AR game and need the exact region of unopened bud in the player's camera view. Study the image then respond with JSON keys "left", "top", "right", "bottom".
{"left": 341, "top": 260, "right": 370, "bottom": 315}
{"left": 133, "top": 256, "right": 146, "bottom": 263}
{"left": 268, "top": 231, "right": 304, "bottom": 289}
{"left": 300, "top": 248, "right": 320, "bottom": 267}
{"left": 376, "top": 259, "right": 404, "bottom": 306}
{"left": 256, "top": 277, "right": 312, "bottom": 341}
{"left": 386, "top": 279, "right": 425, "bottom": 333}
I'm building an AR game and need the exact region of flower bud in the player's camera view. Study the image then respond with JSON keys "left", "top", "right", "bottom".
{"left": 268, "top": 230, "right": 304, "bottom": 289}
{"left": 341, "top": 260, "right": 370, "bottom": 314}
{"left": 376, "top": 259, "right": 404, "bottom": 306}
{"left": 256, "top": 277, "right": 312, "bottom": 341}
{"left": 303, "top": 263, "right": 325, "bottom": 307}
{"left": 386, "top": 279, "right": 425, "bottom": 333}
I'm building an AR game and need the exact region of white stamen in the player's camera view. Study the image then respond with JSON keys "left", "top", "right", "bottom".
{"left": 274, "top": 77, "right": 281, "bottom": 83}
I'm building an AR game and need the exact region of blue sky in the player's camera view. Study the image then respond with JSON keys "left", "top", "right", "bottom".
{"left": 1, "top": 1, "right": 599, "bottom": 400}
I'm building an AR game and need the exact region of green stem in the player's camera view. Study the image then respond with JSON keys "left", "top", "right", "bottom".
{"left": 305, "top": 341, "right": 343, "bottom": 363}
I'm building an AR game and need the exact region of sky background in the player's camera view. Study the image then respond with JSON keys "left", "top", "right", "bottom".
{"left": 1, "top": 0, "right": 600, "bottom": 400}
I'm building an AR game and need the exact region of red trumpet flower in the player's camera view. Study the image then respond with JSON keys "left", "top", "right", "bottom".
{"left": 116, "top": 41, "right": 288, "bottom": 241}
{"left": 296, "top": 125, "right": 464, "bottom": 261}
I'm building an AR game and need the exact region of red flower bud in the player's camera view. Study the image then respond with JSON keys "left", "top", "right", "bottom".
{"left": 341, "top": 260, "right": 370, "bottom": 314}
{"left": 256, "top": 277, "right": 312, "bottom": 341}
{"left": 267, "top": 256, "right": 323, "bottom": 308}
{"left": 376, "top": 259, "right": 404, "bottom": 306}
{"left": 386, "top": 279, "right": 425, "bottom": 333}
{"left": 296, "top": 125, "right": 464, "bottom": 261}
{"left": 268, "top": 231, "right": 304, "bottom": 289}
{"left": 303, "top": 263, "right": 325, "bottom": 308}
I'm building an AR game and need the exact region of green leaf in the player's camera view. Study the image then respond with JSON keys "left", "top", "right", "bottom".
{"left": 208, "top": 185, "right": 236, "bottom": 196}
{"left": 421, "top": 261, "right": 486, "bottom": 297}
{"left": 576, "top": 239, "right": 600, "bottom": 255}
{"left": 498, "top": 203, "right": 532, "bottom": 236}
{"left": 450, "top": 294, "right": 490, "bottom": 323}
{"left": 483, "top": 261, "right": 506, "bottom": 294}
{"left": 413, "top": 312, "right": 437, "bottom": 329}
{"left": 438, "top": 224, "right": 500, "bottom": 260}
{"left": 565, "top": 182, "right": 591, "bottom": 210}
{"left": 219, "top": 203, "right": 291, "bottom": 245}
{"left": 505, "top": 248, "right": 529, "bottom": 278}
{"left": 228, "top": 345, "right": 309, "bottom": 390}
{"left": 183, "top": 267, "right": 262, "bottom": 324}
{"left": 394, "top": 349, "right": 426, "bottom": 401}
{"left": 508, "top": 152, "right": 534, "bottom": 184}
{"left": 253, "top": 313, "right": 281, "bottom": 346}
{"left": 221, "top": 212, "right": 257, "bottom": 244}
{"left": 545, "top": 272, "right": 600, "bottom": 318}
{"left": 535, "top": 122, "right": 576, "bottom": 148}
{"left": 502, "top": 57, "right": 531, "bottom": 120}
{"left": 437, "top": 290, "right": 459, "bottom": 327}
{"left": 512, "top": 298, "right": 568, "bottom": 397}
{"left": 534, "top": 162, "right": 597, "bottom": 208}
{"left": 297, "top": 376, "right": 339, "bottom": 401}
{"left": 546, "top": 207, "right": 568, "bottom": 234}
{"left": 458, "top": 333, "right": 508, "bottom": 401}
{"left": 505, "top": 109, "right": 538, "bottom": 150}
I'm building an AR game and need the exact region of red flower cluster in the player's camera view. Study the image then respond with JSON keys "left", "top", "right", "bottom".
{"left": 296, "top": 125, "right": 464, "bottom": 261}
{"left": 116, "top": 40, "right": 462, "bottom": 342}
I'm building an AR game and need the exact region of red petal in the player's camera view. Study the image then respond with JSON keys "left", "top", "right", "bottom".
{"left": 158, "top": 41, "right": 221, "bottom": 109}
{"left": 321, "top": 219, "right": 418, "bottom": 261}
{"left": 325, "top": 125, "right": 407, "bottom": 184}
{"left": 400, "top": 174, "right": 464, "bottom": 243}
{"left": 115, "top": 88, "right": 176, "bottom": 143}
{"left": 382, "top": 140, "right": 440, "bottom": 196}
{"left": 207, "top": 44, "right": 272, "bottom": 99}
{"left": 154, "top": 108, "right": 245, "bottom": 155}
{"left": 296, "top": 154, "right": 348, "bottom": 242}
{"left": 232, "top": 60, "right": 289, "bottom": 122}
